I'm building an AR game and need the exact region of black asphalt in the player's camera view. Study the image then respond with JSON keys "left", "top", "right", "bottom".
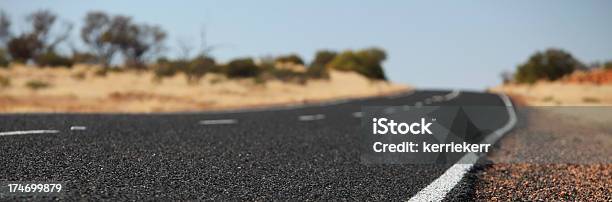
{"left": 0, "top": 90, "right": 509, "bottom": 200}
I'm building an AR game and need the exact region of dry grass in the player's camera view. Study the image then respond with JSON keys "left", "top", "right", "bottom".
{"left": 0, "top": 64, "right": 410, "bottom": 113}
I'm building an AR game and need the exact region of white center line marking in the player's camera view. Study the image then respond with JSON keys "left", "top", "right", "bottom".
{"left": 415, "top": 102, "right": 423, "bottom": 107}
{"left": 352, "top": 112, "right": 363, "bottom": 118}
{"left": 444, "top": 89, "right": 461, "bottom": 100}
{"left": 402, "top": 105, "right": 411, "bottom": 111}
{"left": 70, "top": 126, "right": 87, "bottom": 131}
{"left": 0, "top": 130, "right": 60, "bottom": 136}
{"left": 199, "top": 119, "right": 237, "bottom": 125}
{"left": 299, "top": 114, "right": 326, "bottom": 121}
{"left": 432, "top": 95, "right": 445, "bottom": 102}
{"left": 384, "top": 107, "right": 397, "bottom": 114}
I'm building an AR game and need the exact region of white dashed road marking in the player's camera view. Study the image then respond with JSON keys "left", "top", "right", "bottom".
{"left": 415, "top": 102, "right": 423, "bottom": 107}
{"left": 70, "top": 126, "right": 87, "bottom": 130}
{"left": 384, "top": 107, "right": 397, "bottom": 114}
{"left": 199, "top": 119, "right": 237, "bottom": 125}
{"left": 299, "top": 114, "right": 326, "bottom": 121}
{"left": 402, "top": 105, "right": 411, "bottom": 111}
{"left": 0, "top": 130, "right": 60, "bottom": 136}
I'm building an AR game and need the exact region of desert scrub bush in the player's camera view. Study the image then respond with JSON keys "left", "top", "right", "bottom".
{"left": 0, "top": 75, "right": 10, "bottom": 88}
{"left": 94, "top": 68, "right": 108, "bottom": 77}
{"left": 256, "top": 57, "right": 307, "bottom": 84}
{"left": 269, "top": 68, "right": 307, "bottom": 84}
{"left": 154, "top": 58, "right": 186, "bottom": 79}
{"left": 582, "top": 97, "right": 600, "bottom": 103}
{"left": 25, "top": 80, "right": 51, "bottom": 90}
{"left": 514, "top": 49, "right": 585, "bottom": 84}
{"left": 604, "top": 61, "right": 612, "bottom": 70}
{"left": 71, "top": 52, "right": 98, "bottom": 64}
{"left": 327, "top": 48, "right": 387, "bottom": 80}
{"left": 306, "top": 50, "right": 336, "bottom": 79}
{"left": 34, "top": 51, "right": 74, "bottom": 67}
{"left": 0, "top": 49, "right": 9, "bottom": 67}
{"left": 275, "top": 54, "right": 304, "bottom": 65}
{"left": 311, "top": 50, "right": 337, "bottom": 67}
{"left": 71, "top": 71, "right": 87, "bottom": 80}
{"left": 185, "top": 55, "right": 215, "bottom": 84}
{"left": 225, "top": 58, "right": 260, "bottom": 78}
{"left": 7, "top": 34, "right": 42, "bottom": 63}
{"left": 306, "top": 64, "right": 328, "bottom": 79}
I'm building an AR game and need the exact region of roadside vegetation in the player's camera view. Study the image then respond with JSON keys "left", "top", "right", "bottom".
{"left": 505, "top": 48, "right": 611, "bottom": 84}
{"left": 0, "top": 9, "right": 390, "bottom": 88}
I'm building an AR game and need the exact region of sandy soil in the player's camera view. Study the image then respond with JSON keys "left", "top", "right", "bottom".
{"left": 490, "top": 82, "right": 612, "bottom": 106}
{"left": 0, "top": 64, "right": 410, "bottom": 113}
{"left": 490, "top": 69, "right": 612, "bottom": 106}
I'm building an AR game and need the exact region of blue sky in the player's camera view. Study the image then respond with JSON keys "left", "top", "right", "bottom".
{"left": 1, "top": 0, "right": 611, "bottom": 90}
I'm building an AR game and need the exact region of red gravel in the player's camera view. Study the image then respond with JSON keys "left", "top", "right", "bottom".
{"left": 471, "top": 107, "right": 612, "bottom": 201}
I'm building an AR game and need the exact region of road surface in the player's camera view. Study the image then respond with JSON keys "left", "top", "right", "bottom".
{"left": 0, "top": 90, "right": 512, "bottom": 200}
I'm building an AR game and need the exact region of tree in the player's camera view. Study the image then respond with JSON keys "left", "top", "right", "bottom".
{"left": 0, "top": 10, "right": 11, "bottom": 45}
{"left": 120, "top": 24, "right": 166, "bottom": 69}
{"left": 6, "top": 10, "right": 72, "bottom": 66}
{"left": 7, "top": 34, "right": 41, "bottom": 63}
{"left": 514, "top": 48, "right": 585, "bottom": 83}
{"left": 101, "top": 15, "right": 166, "bottom": 69}
{"left": 81, "top": 11, "right": 116, "bottom": 67}
{"left": 27, "top": 10, "right": 73, "bottom": 66}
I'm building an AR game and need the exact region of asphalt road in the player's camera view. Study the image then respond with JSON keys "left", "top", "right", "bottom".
{"left": 0, "top": 90, "right": 510, "bottom": 200}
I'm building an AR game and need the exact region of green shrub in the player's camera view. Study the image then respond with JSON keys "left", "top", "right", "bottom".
{"left": 307, "top": 50, "right": 336, "bottom": 79}
{"left": 7, "top": 34, "right": 42, "bottom": 63}
{"left": 327, "top": 48, "right": 387, "bottom": 80}
{"left": 275, "top": 54, "right": 304, "bottom": 65}
{"left": 514, "top": 49, "right": 584, "bottom": 84}
{"left": 71, "top": 52, "right": 98, "bottom": 64}
{"left": 34, "top": 51, "right": 74, "bottom": 67}
{"left": 0, "top": 75, "right": 10, "bottom": 88}
{"left": 154, "top": 59, "right": 186, "bottom": 79}
{"left": 306, "top": 64, "right": 328, "bottom": 79}
{"left": 225, "top": 58, "right": 260, "bottom": 78}
{"left": 94, "top": 68, "right": 108, "bottom": 77}
{"left": 583, "top": 97, "right": 600, "bottom": 103}
{"left": 185, "top": 56, "right": 215, "bottom": 83}
{"left": 604, "top": 61, "right": 612, "bottom": 70}
{"left": 269, "top": 68, "right": 307, "bottom": 83}
{"left": 0, "top": 49, "right": 9, "bottom": 67}
{"left": 25, "top": 80, "right": 51, "bottom": 90}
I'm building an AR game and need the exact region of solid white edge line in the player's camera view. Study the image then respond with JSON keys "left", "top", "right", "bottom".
{"left": 0, "top": 130, "right": 60, "bottom": 136}
{"left": 199, "top": 119, "right": 237, "bottom": 125}
{"left": 408, "top": 93, "right": 517, "bottom": 202}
